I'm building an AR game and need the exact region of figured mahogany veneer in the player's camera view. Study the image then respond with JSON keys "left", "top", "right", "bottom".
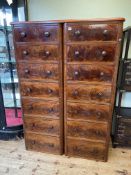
{"left": 21, "top": 82, "right": 59, "bottom": 99}
{"left": 15, "top": 44, "right": 60, "bottom": 62}
{"left": 12, "top": 18, "right": 124, "bottom": 161}
{"left": 12, "top": 22, "right": 63, "bottom": 155}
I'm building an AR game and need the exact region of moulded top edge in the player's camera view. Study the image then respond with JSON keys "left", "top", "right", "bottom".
{"left": 11, "top": 17, "right": 125, "bottom": 25}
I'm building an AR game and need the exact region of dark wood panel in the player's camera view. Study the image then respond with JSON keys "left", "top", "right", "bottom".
{"left": 25, "top": 132, "right": 61, "bottom": 154}
{"left": 66, "top": 84, "right": 111, "bottom": 104}
{"left": 14, "top": 24, "right": 60, "bottom": 42}
{"left": 67, "top": 102, "right": 110, "bottom": 122}
{"left": 17, "top": 63, "right": 59, "bottom": 81}
{"left": 66, "top": 64, "right": 114, "bottom": 84}
{"left": 21, "top": 82, "right": 59, "bottom": 99}
{"left": 65, "top": 23, "right": 118, "bottom": 42}
{"left": 66, "top": 44, "right": 116, "bottom": 63}
{"left": 24, "top": 117, "right": 60, "bottom": 136}
{"left": 15, "top": 44, "right": 60, "bottom": 62}
{"left": 66, "top": 138, "right": 106, "bottom": 161}
{"left": 22, "top": 98, "right": 60, "bottom": 118}
{"left": 66, "top": 120, "right": 108, "bottom": 141}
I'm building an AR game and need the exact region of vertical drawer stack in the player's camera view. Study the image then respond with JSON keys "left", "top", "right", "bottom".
{"left": 12, "top": 23, "right": 63, "bottom": 154}
{"left": 64, "top": 21, "right": 123, "bottom": 161}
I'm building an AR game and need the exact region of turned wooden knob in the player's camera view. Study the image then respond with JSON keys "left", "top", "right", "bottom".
{"left": 74, "top": 50, "right": 80, "bottom": 56}
{"left": 102, "top": 51, "right": 107, "bottom": 56}
{"left": 45, "top": 51, "right": 50, "bottom": 56}
{"left": 74, "top": 30, "right": 81, "bottom": 36}
{"left": 48, "top": 88, "right": 53, "bottom": 93}
{"left": 44, "top": 31, "right": 50, "bottom": 37}
{"left": 74, "top": 71, "right": 79, "bottom": 76}
{"left": 22, "top": 50, "right": 28, "bottom": 55}
{"left": 20, "top": 32, "right": 26, "bottom": 37}
{"left": 26, "top": 88, "right": 31, "bottom": 93}
{"left": 46, "top": 70, "right": 52, "bottom": 75}
{"left": 96, "top": 111, "right": 102, "bottom": 118}
{"left": 97, "top": 92, "right": 103, "bottom": 97}
{"left": 24, "top": 69, "right": 30, "bottom": 74}
{"left": 103, "top": 29, "right": 108, "bottom": 35}
{"left": 73, "top": 90, "right": 79, "bottom": 96}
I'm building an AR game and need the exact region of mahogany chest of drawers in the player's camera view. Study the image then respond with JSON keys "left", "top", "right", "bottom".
{"left": 12, "top": 18, "right": 124, "bottom": 161}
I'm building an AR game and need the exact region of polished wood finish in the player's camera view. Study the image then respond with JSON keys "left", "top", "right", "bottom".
{"left": 15, "top": 44, "right": 60, "bottom": 63}
{"left": 64, "top": 20, "right": 124, "bottom": 161}
{"left": 12, "top": 18, "right": 124, "bottom": 161}
{"left": 12, "top": 23, "right": 63, "bottom": 155}
{"left": 67, "top": 138, "right": 106, "bottom": 161}
{"left": 66, "top": 84, "right": 111, "bottom": 104}
{"left": 25, "top": 132, "right": 61, "bottom": 154}
{"left": 21, "top": 82, "right": 59, "bottom": 99}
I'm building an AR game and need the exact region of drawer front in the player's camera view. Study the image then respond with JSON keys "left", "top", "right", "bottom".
{"left": 66, "top": 84, "right": 111, "bottom": 104}
{"left": 66, "top": 138, "right": 106, "bottom": 161}
{"left": 15, "top": 44, "right": 60, "bottom": 62}
{"left": 67, "top": 120, "right": 108, "bottom": 141}
{"left": 66, "top": 64, "right": 114, "bottom": 84}
{"left": 17, "top": 63, "right": 59, "bottom": 81}
{"left": 67, "top": 103, "right": 110, "bottom": 122}
{"left": 24, "top": 117, "right": 60, "bottom": 136}
{"left": 65, "top": 23, "right": 118, "bottom": 42}
{"left": 66, "top": 44, "right": 116, "bottom": 63}
{"left": 22, "top": 99, "right": 60, "bottom": 118}
{"left": 21, "top": 82, "right": 59, "bottom": 99}
{"left": 14, "top": 24, "right": 60, "bottom": 43}
{"left": 25, "top": 132, "right": 61, "bottom": 154}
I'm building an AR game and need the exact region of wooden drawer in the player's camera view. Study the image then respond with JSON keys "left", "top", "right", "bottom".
{"left": 24, "top": 117, "right": 60, "bottom": 136}
{"left": 21, "top": 82, "right": 59, "bottom": 99}
{"left": 65, "top": 23, "right": 118, "bottom": 42}
{"left": 17, "top": 63, "right": 59, "bottom": 81}
{"left": 67, "top": 120, "right": 108, "bottom": 141}
{"left": 13, "top": 24, "right": 60, "bottom": 43}
{"left": 15, "top": 44, "right": 60, "bottom": 63}
{"left": 25, "top": 132, "right": 61, "bottom": 154}
{"left": 66, "top": 43, "right": 116, "bottom": 63}
{"left": 66, "top": 64, "right": 114, "bottom": 84}
{"left": 67, "top": 102, "right": 110, "bottom": 122}
{"left": 22, "top": 98, "right": 60, "bottom": 118}
{"left": 66, "top": 138, "right": 106, "bottom": 161}
{"left": 66, "top": 84, "right": 111, "bottom": 104}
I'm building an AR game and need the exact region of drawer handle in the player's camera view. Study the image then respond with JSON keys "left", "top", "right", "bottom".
{"left": 24, "top": 69, "right": 30, "bottom": 74}
{"left": 100, "top": 72, "right": 104, "bottom": 76}
{"left": 48, "top": 143, "right": 54, "bottom": 147}
{"left": 46, "top": 70, "right": 52, "bottom": 75}
{"left": 45, "top": 51, "right": 50, "bottom": 56}
{"left": 48, "top": 88, "right": 53, "bottom": 93}
{"left": 97, "top": 92, "right": 103, "bottom": 97}
{"left": 73, "top": 146, "right": 81, "bottom": 153}
{"left": 103, "top": 29, "right": 108, "bottom": 35}
{"left": 20, "top": 32, "right": 26, "bottom": 37}
{"left": 96, "top": 111, "right": 102, "bottom": 118}
{"left": 44, "top": 31, "right": 50, "bottom": 37}
{"left": 74, "top": 30, "right": 81, "bottom": 36}
{"left": 28, "top": 105, "right": 33, "bottom": 110}
{"left": 74, "top": 71, "right": 79, "bottom": 76}
{"left": 48, "top": 126, "right": 54, "bottom": 130}
{"left": 73, "top": 90, "right": 79, "bottom": 96}
{"left": 32, "top": 140, "right": 36, "bottom": 145}
{"left": 74, "top": 51, "right": 80, "bottom": 56}
{"left": 48, "top": 108, "right": 54, "bottom": 112}
{"left": 26, "top": 88, "right": 31, "bottom": 93}
{"left": 22, "top": 50, "right": 28, "bottom": 55}
{"left": 32, "top": 123, "right": 36, "bottom": 128}
{"left": 102, "top": 51, "right": 107, "bottom": 56}
{"left": 73, "top": 110, "right": 78, "bottom": 114}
